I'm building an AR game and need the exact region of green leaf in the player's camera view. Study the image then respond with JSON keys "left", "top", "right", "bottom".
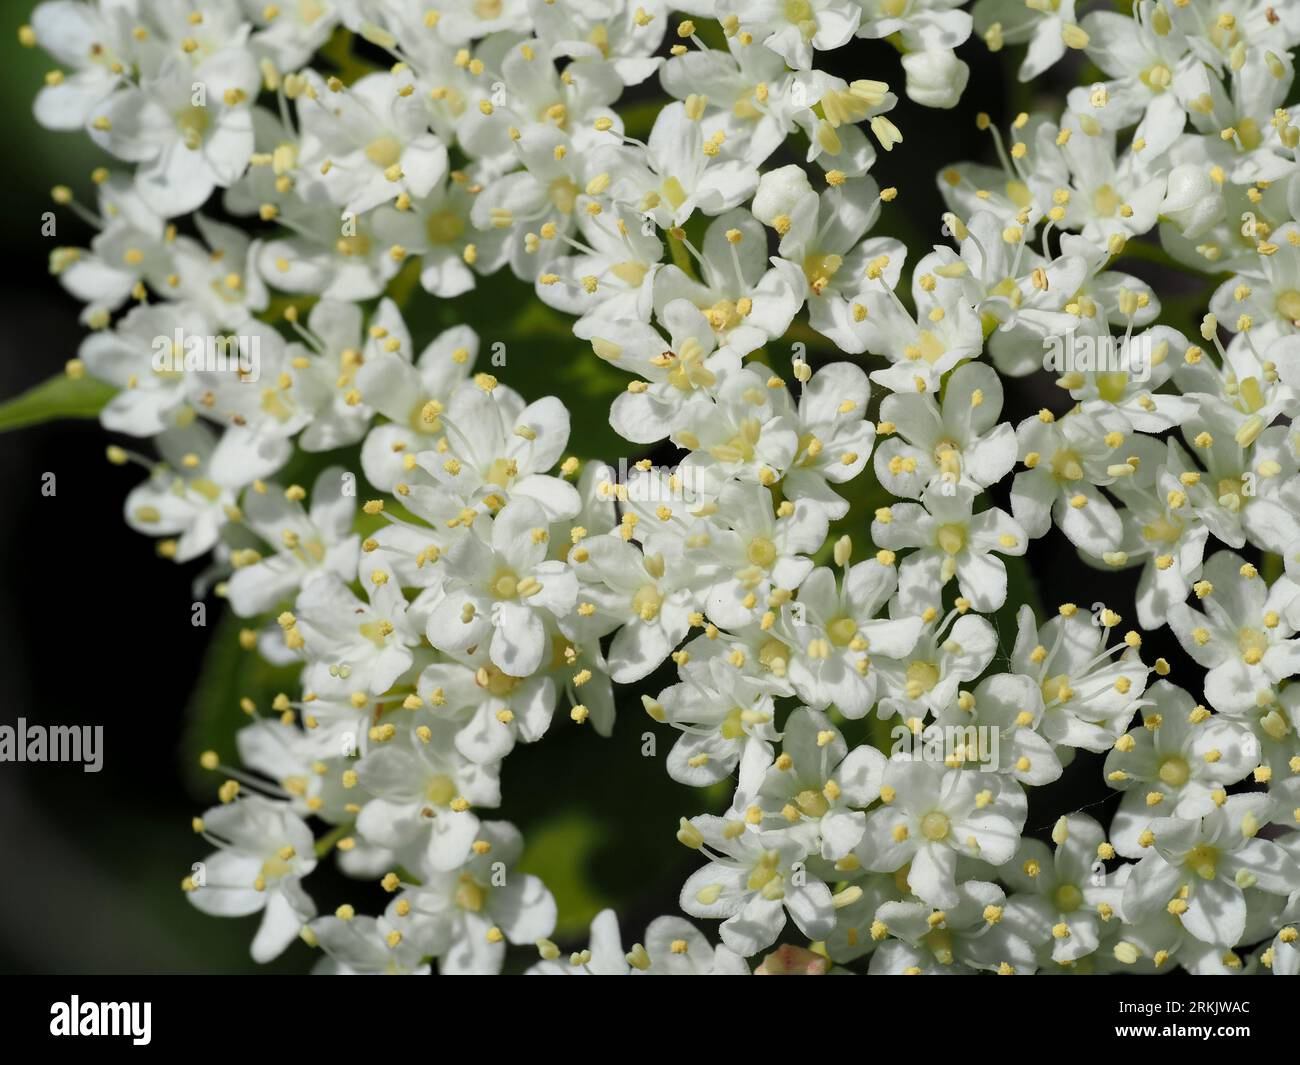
{"left": 0, "top": 373, "right": 116, "bottom": 432}
{"left": 515, "top": 812, "right": 611, "bottom": 940}
{"left": 180, "top": 610, "right": 301, "bottom": 794}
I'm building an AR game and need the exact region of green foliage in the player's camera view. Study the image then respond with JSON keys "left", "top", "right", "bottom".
{"left": 180, "top": 610, "right": 301, "bottom": 795}
{"left": 0, "top": 373, "right": 115, "bottom": 432}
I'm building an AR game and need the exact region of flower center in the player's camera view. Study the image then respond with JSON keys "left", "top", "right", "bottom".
{"left": 1055, "top": 883, "right": 1083, "bottom": 912}
{"left": 176, "top": 105, "right": 210, "bottom": 149}
{"left": 1141, "top": 516, "right": 1184, "bottom": 543}
{"left": 1050, "top": 449, "right": 1084, "bottom": 482}
{"left": 803, "top": 252, "right": 843, "bottom": 295}
{"left": 1276, "top": 290, "right": 1300, "bottom": 324}
{"left": 632, "top": 583, "right": 663, "bottom": 621}
{"left": 611, "top": 260, "right": 649, "bottom": 287}
{"left": 704, "top": 299, "right": 742, "bottom": 332}
{"left": 476, "top": 664, "right": 522, "bottom": 697}
{"left": 936, "top": 523, "right": 966, "bottom": 555}
{"left": 1092, "top": 184, "right": 1121, "bottom": 217}
{"left": 426, "top": 209, "right": 465, "bottom": 245}
{"left": 365, "top": 135, "right": 403, "bottom": 168}
{"left": 921, "top": 811, "right": 950, "bottom": 841}
{"left": 1186, "top": 844, "right": 1218, "bottom": 881}
{"left": 796, "top": 788, "right": 829, "bottom": 818}
{"left": 784, "top": 0, "right": 817, "bottom": 36}
{"left": 905, "top": 660, "right": 940, "bottom": 698}
{"left": 426, "top": 773, "right": 456, "bottom": 806}
{"left": 1096, "top": 371, "right": 1129, "bottom": 403}
{"left": 747, "top": 536, "right": 778, "bottom": 568}
{"left": 827, "top": 616, "right": 858, "bottom": 647}
{"left": 549, "top": 177, "right": 579, "bottom": 214}
{"left": 456, "top": 873, "right": 486, "bottom": 912}
{"left": 1158, "top": 756, "right": 1190, "bottom": 787}
{"left": 1041, "top": 673, "right": 1073, "bottom": 703}
{"left": 1238, "top": 628, "right": 1267, "bottom": 665}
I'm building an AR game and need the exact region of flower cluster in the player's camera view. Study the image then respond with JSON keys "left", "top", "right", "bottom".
{"left": 23, "top": 0, "right": 1300, "bottom": 975}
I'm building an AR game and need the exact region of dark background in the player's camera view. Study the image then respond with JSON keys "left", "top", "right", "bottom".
{"left": 0, "top": 21, "right": 1211, "bottom": 973}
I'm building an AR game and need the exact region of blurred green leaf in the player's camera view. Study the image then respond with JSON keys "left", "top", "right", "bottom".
{"left": 0, "top": 372, "right": 115, "bottom": 431}
{"left": 516, "top": 812, "right": 611, "bottom": 939}
{"left": 180, "top": 610, "right": 300, "bottom": 794}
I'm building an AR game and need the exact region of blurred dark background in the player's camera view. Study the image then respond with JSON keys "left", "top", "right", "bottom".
{"left": 0, "top": 18, "right": 1212, "bottom": 973}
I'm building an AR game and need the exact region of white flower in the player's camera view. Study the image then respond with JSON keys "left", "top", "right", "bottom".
{"left": 563, "top": 532, "right": 696, "bottom": 684}
{"left": 1123, "top": 794, "right": 1299, "bottom": 947}
{"left": 776, "top": 362, "right": 876, "bottom": 519}
{"left": 539, "top": 204, "right": 664, "bottom": 327}
{"left": 295, "top": 71, "right": 449, "bottom": 216}
{"left": 427, "top": 497, "right": 579, "bottom": 676}
{"left": 874, "top": 360, "right": 1017, "bottom": 500}
{"left": 293, "top": 568, "right": 422, "bottom": 696}
{"left": 930, "top": 672, "right": 1062, "bottom": 786}
{"left": 1105, "top": 681, "right": 1261, "bottom": 857}
{"left": 1000, "top": 814, "right": 1117, "bottom": 965}
{"left": 410, "top": 382, "right": 580, "bottom": 521}
{"left": 311, "top": 915, "right": 431, "bottom": 975}
{"left": 602, "top": 101, "right": 759, "bottom": 230}
{"left": 971, "top": 0, "right": 1082, "bottom": 81}
{"left": 369, "top": 166, "right": 509, "bottom": 297}
{"left": 650, "top": 209, "right": 799, "bottom": 356}
{"left": 678, "top": 813, "right": 835, "bottom": 956}
{"left": 88, "top": 54, "right": 258, "bottom": 216}
{"left": 872, "top": 609, "right": 998, "bottom": 721}
{"left": 860, "top": 0, "right": 973, "bottom": 53}
{"left": 417, "top": 654, "right": 558, "bottom": 764}
{"left": 187, "top": 796, "right": 318, "bottom": 963}
{"left": 784, "top": 557, "right": 924, "bottom": 718}
{"left": 698, "top": 482, "right": 829, "bottom": 630}
{"left": 526, "top": 909, "right": 632, "bottom": 975}
{"left": 735, "top": 706, "right": 886, "bottom": 859}
{"left": 873, "top": 880, "right": 1036, "bottom": 973}
{"left": 1166, "top": 551, "right": 1300, "bottom": 715}
{"left": 652, "top": 636, "right": 780, "bottom": 786}
{"left": 366, "top": 821, "right": 556, "bottom": 975}
{"left": 1109, "top": 462, "right": 1212, "bottom": 628}
{"left": 354, "top": 713, "right": 500, "bottom": 872}
{"left": 629, "top": 915, "right": 751, "bottom": 974}
{"left": 875, "top": 485, "right": 1028, "bottom": 613}
{"left": 660, "top": 40, "right": 799, "bottom": 167}
{"left": 1008, "top": 603, "right": 1148, "bottom": 752}
{"left": 675, "top": 364, "right": 799, "bottom": 487}
{"left": 769, "top": 176, "right": 902, "bottom": 355}
{"left": 123, "top": 422, "right": 257, "bottom": 562}
{"left": 736, "top": 0, "right": 860, "bottom": 70}
{"left": 575, "top": 298, "right": 738, "bottom": 444}
{"left": 356, "top": 317, "right": 478, "bottom": 491}
{"left": 227, "top": 467, "right": 360, "bottom": 616}
{"left": 857, "top": 761, "right": 1024, "bottom": 908}
{"left": 1010, "top": 408, "right": 1136, "bottom": 555}
{"left": 30, "top": 0, "right": 135, "bottom": 131}
{"left": 80, "top": 301, "right": 213, "bottom": 437}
